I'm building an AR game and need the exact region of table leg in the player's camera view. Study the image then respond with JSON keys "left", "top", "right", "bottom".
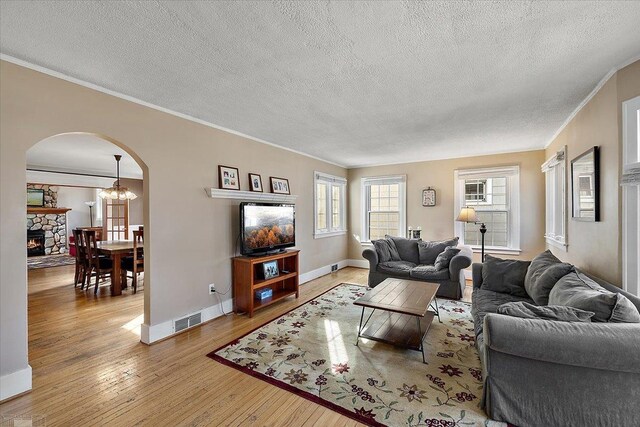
{"left": 431, "top": 297, "right": 442, "bottom": 323}
{"left": 355, "top": 307, "right": 365, "bottom": 346}
{"left": 417, "top": 316, "right": 426, "bottom": 364}
{"left": 111, "top": 253, "right": 123, "bottom": 296}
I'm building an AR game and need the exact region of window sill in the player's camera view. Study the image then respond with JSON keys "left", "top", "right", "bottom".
{"left": 545, "top": 236, "right": 568, "bottom": 252}
{"left": 314, "top": 230, "right": 347, "bottom": 239}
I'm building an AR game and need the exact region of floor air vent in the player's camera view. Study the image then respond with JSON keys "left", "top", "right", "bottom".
{"left": 174, "top": 312, "right": 202, "bottom": 333}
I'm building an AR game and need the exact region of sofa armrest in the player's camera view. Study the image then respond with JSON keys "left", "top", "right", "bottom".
{"left": 472, "top": 263, "right": 483, "bottom": 289}
{"left": 449, "top": 245, "right": 472, "bottom": 279}
{"left": 362, "top": 248, "right": 378, "bottom": 272}
{"left": 484, "top": 313, "right": 640, "bottom": 374}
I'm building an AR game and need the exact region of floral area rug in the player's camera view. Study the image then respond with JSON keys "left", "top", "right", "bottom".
{"left": 27, "top": 254, "right": 76, "bottom": 269}
{"left": 208, "top": 283, "right": 504, "bottom": 427}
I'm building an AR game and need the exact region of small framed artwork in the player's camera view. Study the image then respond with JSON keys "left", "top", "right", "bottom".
{"left": 263, "top": 260, "right": 279, "bottom": 279}
{"left": 27, "top": 189, "right": 45, "bottom": 207}
{"left": 270, "top": 177, "right": 290, "bottom": 194}
{"left": 218, "top": 165, "right": 240, "bottom": 190}
{"left": 422, "top": 187, "right": 436, "bottom": 207}
{"left": 248, "top": 173, "right": 263, "bottom": 192}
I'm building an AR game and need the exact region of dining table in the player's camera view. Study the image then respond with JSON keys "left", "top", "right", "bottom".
{"left": 96, "top": 240, "right": 143, "bottom": 296}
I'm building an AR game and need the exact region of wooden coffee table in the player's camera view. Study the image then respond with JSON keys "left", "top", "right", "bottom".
{"left": 354, "top": 278, "right": 440, "bottom": 363}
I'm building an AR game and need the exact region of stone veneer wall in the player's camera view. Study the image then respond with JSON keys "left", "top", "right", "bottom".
{"left": 27, "top": 214, "right": 67, "bottom": 254}
{"left": 27, "top": 183, "right": 58, "bottom": 207}
{"left": 26, "top": 184, "right": 67, "bottom": 254}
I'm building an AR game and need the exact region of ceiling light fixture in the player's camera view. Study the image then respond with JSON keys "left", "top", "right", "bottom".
{"left": 98, "top": 155, "right": 137, "bottom": 200}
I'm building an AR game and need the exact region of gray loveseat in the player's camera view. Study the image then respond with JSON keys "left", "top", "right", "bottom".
{"left": 362, "top": 236, "right": 472, "bottom": 299}
{"left": 471, "top": 253, "right": 640, "bottom": 427}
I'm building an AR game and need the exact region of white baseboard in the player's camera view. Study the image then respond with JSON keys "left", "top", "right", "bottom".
{"left": 0, "top": 365, "right": 32, "bottom": 402}
{"left": 140, "top": 298, "right": 234, "bottom": 344}
{"left": 347, "top": 259, "right": 369, "bottom": 269}
{"left": 299, "top": 259, "right": 350, "bottom": 284}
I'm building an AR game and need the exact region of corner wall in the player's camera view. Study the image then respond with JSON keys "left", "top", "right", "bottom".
{"left": 545, "top": 60, "right": 640, "bottom": 285}
{"left": 347, "top": 150, "right": 547, "bottom": 263}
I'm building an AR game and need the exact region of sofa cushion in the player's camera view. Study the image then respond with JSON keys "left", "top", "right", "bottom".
{"left": 549, "top": 272, "right": 640, "bottom": 323}
{"left": 409, "top": 265, "right": 450, "bottom": 281}
{"left": 497, "top": 301, "right": 594, "bottom": 322}
{"left": 386, "top": 235, "right": 420, "bottom": 264}
{"left": 471, "top": 288, "right": 534, "bottom": 337}
{"left": 377, "top": 260, "right": 416, "bottom": 277}
{"left": 434, "top": 246, "right": 461, "bottom": 270}
{"left": 372, "top": 239, "right": 401, "bottom": 263}
{"left": 417, "top": 237, "right": 459, "bottom": 265}
{"left": 480, "top": 255, "right": 531, "bottom": 298}
{"left": 524, "top": 250, "right": 574, "bottom": 305}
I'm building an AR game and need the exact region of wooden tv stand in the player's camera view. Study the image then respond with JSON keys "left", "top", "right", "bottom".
{"left": 232, "top": 250, "right": 299, "bottom": 317}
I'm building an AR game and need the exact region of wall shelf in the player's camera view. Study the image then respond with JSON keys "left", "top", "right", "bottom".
{"left": 205, "top": 188, "right": 297, "bottom": 203}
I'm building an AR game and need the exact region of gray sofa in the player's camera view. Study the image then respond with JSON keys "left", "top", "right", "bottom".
{"left": 472, "top": 259, "right": 640, "bottom": 427}
{"left": 362, "top": 236, "right": 472, "bottom": 299}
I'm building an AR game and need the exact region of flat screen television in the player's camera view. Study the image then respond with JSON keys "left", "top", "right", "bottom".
{"left": 240, "top": 202, "right": 295, "bottom": 256}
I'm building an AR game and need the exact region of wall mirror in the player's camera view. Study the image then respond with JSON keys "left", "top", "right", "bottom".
{"left": 571, "top": 146, "right": 600, "bottom": 221}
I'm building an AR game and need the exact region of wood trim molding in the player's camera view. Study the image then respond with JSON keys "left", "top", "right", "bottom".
{"left": 27, "top": 207, "right": 72, "bottom": 214}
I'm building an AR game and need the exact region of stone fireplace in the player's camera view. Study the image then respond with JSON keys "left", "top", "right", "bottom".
{"left": 26, "top": 209, "right": 70, "bottom": 255}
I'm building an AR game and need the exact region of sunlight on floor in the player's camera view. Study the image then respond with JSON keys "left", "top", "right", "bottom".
{"left": 121, "top": 313, "right": 144, "bottom": 336}
{"left": 324, "top": 318, "right": 349, "bottom": 366}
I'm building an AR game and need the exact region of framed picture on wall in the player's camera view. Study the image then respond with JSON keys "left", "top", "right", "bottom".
{"left": 27, "top": 189, "right": 45, "bottom": 207}
{"left": 270, "top": 177, "right": 290, "bottom": 194}
{"left": 249, "top": 173, "right": 263, "bottom": 192}
{"left": 422, "top": 187, "right": 436, "bottom": 207}
{"left": 218, "top": 165, "right": 240, "bottom": 190}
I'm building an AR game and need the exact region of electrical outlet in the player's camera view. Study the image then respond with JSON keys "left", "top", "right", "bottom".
{"left": 209, "top": 283, "right": 216, "bottom": 294}
{"left": 331, "top": 264, "right": 338, "bottom": 272}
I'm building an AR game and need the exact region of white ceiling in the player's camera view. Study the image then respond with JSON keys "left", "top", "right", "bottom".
{"left": 27, "top": 134, "right": 143, "bottom": 179}
{"left": 2, "top": 1, "right": 640, "bottom": 168}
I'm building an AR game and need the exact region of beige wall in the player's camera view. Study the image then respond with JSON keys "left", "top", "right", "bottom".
{"left": 347, "top": 150, "right": 547, "bottom": 263}
{"left": 0, "top": 61, "right": 347, "bottom": 380}
{"left": 545, "top": 60, "right": 640, "bottom": 285}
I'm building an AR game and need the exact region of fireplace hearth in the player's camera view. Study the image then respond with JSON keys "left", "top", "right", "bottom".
{"left": 27, "top": 230, "right": 46, "bottom": 257}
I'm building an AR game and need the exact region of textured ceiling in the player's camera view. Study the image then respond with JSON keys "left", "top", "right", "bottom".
{"left": 2, "top": 1, "right": 640, "bottom": 167}
{"left": 28, "top": 134, "right": 143, "bottom": 179}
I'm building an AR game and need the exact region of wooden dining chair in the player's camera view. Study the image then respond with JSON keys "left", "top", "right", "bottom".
{"left": 121, "top": 230, "right": 143, "bottom": 294}
{"left": 83, "top": 230, "right": 113, "bottom": 295}
{"left": 72, "top": 229, "right": 85, "bottom": 287}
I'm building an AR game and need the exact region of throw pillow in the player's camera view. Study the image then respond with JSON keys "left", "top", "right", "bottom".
{"left": 524, "top": 250, "right": 562, "bottom": 299}
{"left": 417, "top": 237, "right": 459, "bottom": 265}
{"left": 497, "top": 301, "right": 594, "bottom": 322}
{"left": 480, "top": 255, "right": 531, "bottom": 298}
{"left": 548, "top": 272, "right": 640, "bottom": 323}
{"left": 527, "top": 261, "right": 575, "bottom": 305}
{"left": 434, "top": 246, "right": 461, "bottom": 270}
{"left": 372, "top": 239, "right": 395, "bottom": 263}
{"left": 385, "top": 235, "right": 420, "bottom": 264}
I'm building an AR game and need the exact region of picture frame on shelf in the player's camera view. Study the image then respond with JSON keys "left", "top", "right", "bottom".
{"left": 270, "top": 177, "right": 290, "bottom": 194}
{"left": 422, "top": 187, "right": 436, "bottom": 207}
{"left": 248, "top": 173, "right": 263, "bottom": 192}
{"left": 263, "top": 260, "right": 279, "bottom": 280}
{"left": 218, "top": 165, "right": 240, "bottom": 190}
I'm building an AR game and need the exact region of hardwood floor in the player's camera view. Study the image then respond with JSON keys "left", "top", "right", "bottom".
{"left": 1, "top": 265, "right": 472, "bottom": 426}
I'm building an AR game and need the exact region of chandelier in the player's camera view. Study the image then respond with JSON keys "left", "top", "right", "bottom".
{"left": 98, "top": 155, "right": 137, "bottom": 200}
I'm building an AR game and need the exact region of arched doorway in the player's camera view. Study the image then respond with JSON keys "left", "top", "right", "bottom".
{"left": 25, "top": 132, "right": 149, "bottom": 351}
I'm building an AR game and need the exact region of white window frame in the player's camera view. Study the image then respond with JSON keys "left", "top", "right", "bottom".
{"left": 622, "top": 95, "right": 640, "bottom": 297}
{"left": 94, "top": 188, "right": 103, "bottom": 225}
{"left": 360, "top": 175, "right": 407, "bottom": 243}
{"left": 542, "top": 147, "right": 568, "bottom": 251}
{"left": 313, "top": 171, "right": 347, "bottom": 238}
{"left": 454, "top": 166, "right": 521, "bottom": 255}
